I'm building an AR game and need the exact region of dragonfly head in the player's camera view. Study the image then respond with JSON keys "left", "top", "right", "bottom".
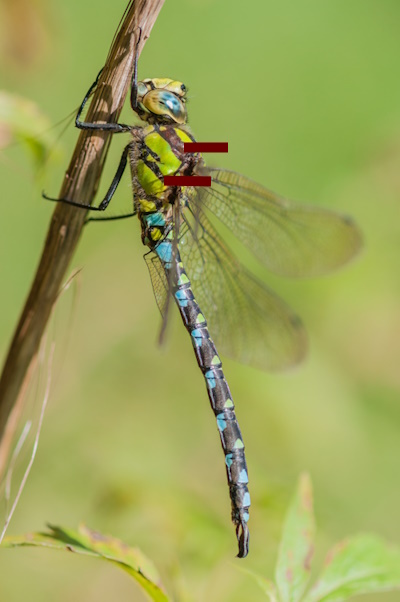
{"left": 136, "top": 78, "right": 188, "bottom": 125}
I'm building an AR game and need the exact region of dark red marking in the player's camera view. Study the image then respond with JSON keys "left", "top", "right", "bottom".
{"left": 184, "top": 142, "right": 228, "bottom": 153}
{"left": 164, "top": 175, "right": 211, "bottom": 187}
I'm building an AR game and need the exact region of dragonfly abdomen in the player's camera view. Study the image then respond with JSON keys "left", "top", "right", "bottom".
{"left": 172, "top": 256, "right": 251, "bottom": 557}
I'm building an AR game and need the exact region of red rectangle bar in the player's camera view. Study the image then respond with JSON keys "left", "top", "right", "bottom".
{"left": 184, "top": 142, "right": 228, "bottom": 153}
{"left": 164, "top": 175, "right": 212, "bottom": 187}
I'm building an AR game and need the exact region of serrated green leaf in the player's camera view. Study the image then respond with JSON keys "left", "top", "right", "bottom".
{"left": 275, "top": 473, "right": 315, "bottom": 602}
{"left": 1, "top": 524, "right": 170, "bottom": 602}
{"left": 304, "top": 534, "right": 400, "bottom": 602}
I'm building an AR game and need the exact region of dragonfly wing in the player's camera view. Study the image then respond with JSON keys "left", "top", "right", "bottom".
{"left": 179, "top": 208, "right": 307, "bottom": 371}
{"left": 0, "top": 270, "right": 80, "bottom": 542}
{"left": 144, "top": 252, "right": 170, "bottom": 318}
{"left": 196, "top": 168, "right": 363, "bottom": 278}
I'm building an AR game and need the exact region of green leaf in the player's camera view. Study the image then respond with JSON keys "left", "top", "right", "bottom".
{"left": 275, "top": 473, "right": 315, "bottom": 602}
{"left": 0, "top": 91, "right": 60, "bottom": 168}
{"left": 241, "top": 567, "right": 279, "bottom": 602}
{"left": 2, "top": 524, "right": 170, "bottom": 602}
{"left": 304, "top": 534, "right": 400, "bottom": 602}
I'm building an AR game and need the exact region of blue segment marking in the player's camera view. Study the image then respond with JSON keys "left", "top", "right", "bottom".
{"left": 243, "top": 512, "right": 250, "bottom": 522}
{"left": 191, "top": 329, "right": 203, "bottom": 347}
{"left": 205, "top": 370, "right": 216, "bottom": 389}
{"left": 144, "top": 213, "right": 165, "bottom": 227}
{"left": 243, "top": 492, "right": 251, "bottom": 507}
{"left": 225, "top": 453, "right": 233, "bottom": 468}
{"left": 156, "top": 241, "right": 172, "bottom": 264}
{"left": 238, "top": 469, "right": 249, "bottom": 484}
{"left": 175, "top": 289, "right": 188, "bottom": 307}
{"left": 216, "top": 413, "right": 227, "bottom": 432}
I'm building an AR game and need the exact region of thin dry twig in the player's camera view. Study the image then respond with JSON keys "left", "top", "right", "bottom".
{"left": 0, "top": 0, "right": 165, "bottom": 462}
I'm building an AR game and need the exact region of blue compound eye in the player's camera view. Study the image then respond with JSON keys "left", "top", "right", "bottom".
{"left": 163, "top": 92, "right": 181, "bottom": 114}
{"left": 142, "top": 89, "right": 187, "bottom": 124}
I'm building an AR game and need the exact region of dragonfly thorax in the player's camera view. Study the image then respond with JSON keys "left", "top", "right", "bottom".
{"left": 136, "top": 78, "right": 187, "bottom": 125}
{"left": 130, "top": 122, "right": 201, "bottom": 251}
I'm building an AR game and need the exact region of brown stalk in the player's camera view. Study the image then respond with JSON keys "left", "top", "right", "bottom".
{"left": 0, "top": 0, "right": 165, "bottom": 471}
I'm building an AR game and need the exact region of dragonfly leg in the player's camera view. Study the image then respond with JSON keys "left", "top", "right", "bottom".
{"left": 43, "top": 143, "right": 131, "bottom": 212}
{"left": 85, "top": 211, "right": 137, "bottom": 225}
{"left": 75, "top": 67, "right": 103, "bottom": 126}
{"left": 130, "top": 27, "right": 142, "bottom": 112}
{"left": 75, "top": 67, "right": 130, "bottom": 134}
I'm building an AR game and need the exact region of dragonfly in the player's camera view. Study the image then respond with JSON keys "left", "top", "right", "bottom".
{"left": 44, "top": 43, "right": 362, "bottom": 558}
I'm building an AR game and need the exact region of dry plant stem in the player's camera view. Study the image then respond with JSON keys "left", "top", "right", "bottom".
{"left": 0, "top": 0, "right": 165, "bottom": 459}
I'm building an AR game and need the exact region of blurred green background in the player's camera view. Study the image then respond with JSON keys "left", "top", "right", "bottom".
{"left": 1, "top": 0, "right": 400, "bottom": 600}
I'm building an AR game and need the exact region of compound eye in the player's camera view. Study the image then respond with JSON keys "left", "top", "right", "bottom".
{"left": 136, "top": 81, "right": 149, "bottom": 101}
{"left": 143, "top": 89, "right": 187, "bottom": 124}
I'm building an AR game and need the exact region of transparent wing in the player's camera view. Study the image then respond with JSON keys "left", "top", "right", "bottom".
{"left": 177, "top": 208, "right": 307, "bottom": 371}
{"left": 144, "top": 202, "right": 183, "bottom": 342}
{"left": 196, "top": 168, "right": 363, "bottom": 278}
{"left": 144, "top": 252, "right": 170, "bottom": 317}
{"left": 0, "top": 271, "right": 80, "bottom": 543}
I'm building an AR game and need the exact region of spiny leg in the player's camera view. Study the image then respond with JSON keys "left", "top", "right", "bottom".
{"left": 85, "top": 212, "right": 136, "bottom": 225}
{"left": 75, "top": 67, "right": 103, "bottom": 127}
{"left": 75, "top": 28, "right": 142, "bottom": 134}
{"left": 74, "top": 67, "right": 131, "bottom": 134}
{"left": 43, "top": 143, "right": 131, "bottom": 212}
{"left": 130, "top": 27, "right": 142, "bottom": 112}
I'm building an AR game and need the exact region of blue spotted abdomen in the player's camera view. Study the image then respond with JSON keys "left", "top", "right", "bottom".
{"left": 169, "top": 253, "right": 251, "bottom": 556}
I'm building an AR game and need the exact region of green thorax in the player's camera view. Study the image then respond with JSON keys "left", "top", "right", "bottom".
{"left": 136, "top": 124, "right": 195, "bottom": 197}
{"left": 132, "top": 123, "right": 201, "bottom": 249}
